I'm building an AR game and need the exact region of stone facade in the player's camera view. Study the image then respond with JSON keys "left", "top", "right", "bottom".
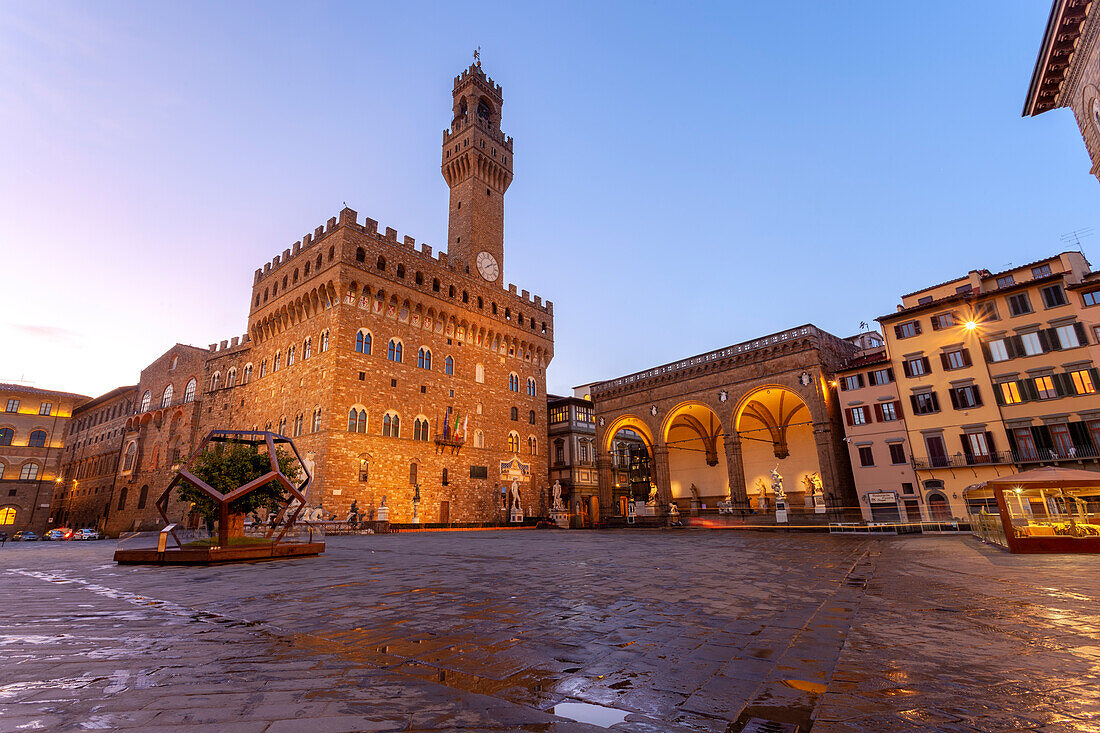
{"left": 54, "top": 385, "right": 136, "bottom": 530}
{"left": 547, "top": 389, "right": 598, "bottom": 525}
{"left": 64, "top": 62, "right": 554, "bottom": 534}
{"left": 1025, "top": 0, "right": 1100, "bottom": 181}
{"left": 0, "top": 384, "right": 88, "bottom": 534}
{"left": 588, "top": 325, "right": 859, "bottom": 519}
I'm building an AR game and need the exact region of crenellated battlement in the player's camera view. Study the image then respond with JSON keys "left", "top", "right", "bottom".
{"left": 453, "top": 63, "right": 503, "bottom": 101}
{"left": 252, "top": 207, "right": 552, "bottom": 315}
{"left": 207, "top": 334, "right": 251, "bottom": 353}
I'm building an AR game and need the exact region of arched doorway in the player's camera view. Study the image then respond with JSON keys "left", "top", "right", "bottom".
{"left": 603, "top": 416, "right": 655, "bottom": 517}
{"left": 662, "top": 402, "right": 728, "bottom": 511}
{"left": 734, "top": 386, "right": 822, "bottom": 511}
{"left": 926, "top": 492, "right": 952, "bottom": 521}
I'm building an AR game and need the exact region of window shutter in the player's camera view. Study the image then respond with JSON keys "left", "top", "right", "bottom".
{"left": 894, "top": 324, "right": 903, "bottom": 339}
{"left": 893, "top": 400, "right": 902, "bottom": 417}
{"left": 914, "top": 321, "right": 922, "bottom": 335}
{"left": 948, "top": 388, "right": 960, "bottom": 409}
{"left": 1008, "top": 336, "right": 1023, "bottom": 358}
{"left": 931, "top": 392, "right": 940, "bottom": 411}
{"left": 857, "top": 374, "right": 865, "bottom": 388}
{"left": 1049, "top": 328, "right": 1064, "bottom": 351}
{"left": 902, "top": 360, "right": 912, "bottom": 378}
{"left": 873, "top": 403, "right": 883, "bottom": 421}
{"left": 993, "top": 383, "right": 1005, "bottom": 406}
{"left": 1090, "top": 368, "right": 1100, "bottom": 390}
{"left": 985, "top": 431, "right": 996, "bottom": 454}
{"left": 1038, "top": 330, "right": 1052, "bottom": 353}
{"left": 839, "top": 378, "right": 848, "bottom": 392}
{"left": 1053, "top": 373, "right": 1071, "bottom": 397}
{"left": 1020, "top": 379, "right": 1039, "bottom": 402}
{"left": 1074, "top": 322, "right": 1088, "bottom": 345}
{"left": 866, "top": 371, "right": 876, "bottom": 385}
{"left": 921, "top": 357, "right": 932, "bottom": 374}
{"left": 844, "top": 408, "right": 853, "bottom": 426}
{"left": 940, "top": 353, "right": 951, "bottom": 370}
{"left": 962, "top": 349, "right": 972, "bottom": 367}
{"left": 972, "top": 385, "right": 982, "bottom": 406}
{"left": 909, "top": 395, "right": 919, "bottom": 413}
{"left": 980, "top": 341, "right": 993, "bottom": 362}
{"left": 887, "top": 367, "right": 894, "bottom": 381}
{"left": 960, "top": 433, "right": 973, "bottom": 461}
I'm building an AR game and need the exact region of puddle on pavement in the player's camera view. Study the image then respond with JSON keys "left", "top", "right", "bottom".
{"left": 552, "top": 700, "right": 629, "bottom": 727}
{"left": 781, "top": 679, "right": 827, "bottom": 694}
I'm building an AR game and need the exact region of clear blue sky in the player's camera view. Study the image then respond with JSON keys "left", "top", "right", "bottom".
{"left": 1, "top": 1, "right": 1095, "bottom": 398}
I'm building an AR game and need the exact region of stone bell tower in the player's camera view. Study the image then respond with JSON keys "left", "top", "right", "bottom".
{"left": 441, "top": 59, "right": 513, "bottom": 286}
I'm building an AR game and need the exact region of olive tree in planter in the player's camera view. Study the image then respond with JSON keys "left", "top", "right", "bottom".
{"left": 176, "top": 441, "right": 300, "bottom": 547}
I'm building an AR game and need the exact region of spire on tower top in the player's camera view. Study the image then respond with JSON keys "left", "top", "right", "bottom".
{"left": 473, "top": 46, "right": 481, "bottom": 66}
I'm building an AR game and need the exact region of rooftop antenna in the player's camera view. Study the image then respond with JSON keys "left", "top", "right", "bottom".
{"left": 1060, "top": 227, "right": 1094, "bottom": 252}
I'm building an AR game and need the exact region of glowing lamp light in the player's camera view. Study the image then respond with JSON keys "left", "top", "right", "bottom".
{"left": 964, "top": 320, "right": 978, "bottom": 331}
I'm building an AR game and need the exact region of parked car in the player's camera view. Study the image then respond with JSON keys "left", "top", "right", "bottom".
{"left": 12, "top": 531, "right": 38, "bottom": 541}
{"left": 74, "top": 528, "right": 101, "bottom": 541}
{"left": 44, "top": 529, "right": 66, "bottom": 541}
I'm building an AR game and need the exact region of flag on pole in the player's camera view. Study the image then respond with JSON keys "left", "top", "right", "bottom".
{"left": 462, "top": 414, "right": 468, "bottom": 437}
{"left": 453, "top": 409, "right": 461, "bottom": 435}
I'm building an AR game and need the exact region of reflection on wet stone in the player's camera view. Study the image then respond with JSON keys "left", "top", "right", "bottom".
{"left": 1, "top": 532, "right": 1099, "bottom": 731}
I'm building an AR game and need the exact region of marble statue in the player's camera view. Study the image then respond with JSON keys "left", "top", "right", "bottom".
{"left": 511, "top": 480, "right": 521, "bottom": 510}
{"left": 551, "top": 481, "right": 564, "bottom": 511}
{"left": 770, "top": 465, "right": 786, "bottom": 502}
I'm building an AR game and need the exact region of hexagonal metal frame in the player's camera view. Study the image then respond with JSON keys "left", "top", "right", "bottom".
{"left": 154, "top": 430, "right": 312, "bottom": 550}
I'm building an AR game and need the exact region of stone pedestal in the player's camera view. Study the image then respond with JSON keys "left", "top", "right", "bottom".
{"left": 510, "top": 507, "right": 524, "bottom": 523}
{"left": 813, "top": 493, "right": 826, "bottom": 514}
{"left": 376, "top": 505, "right": 389, "bottom": 522}
{"left": 550, "top": 509, "right": 569, "bottom": 529}
{"left": 775, "top": 500, "right": 788, "bottom": 524}
{"left": 411, "top": 503, "right": 420, "bottom": 524}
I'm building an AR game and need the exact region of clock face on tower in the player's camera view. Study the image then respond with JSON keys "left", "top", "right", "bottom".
{"left": 476, "top": 251, "right": 499, "bottom": 282}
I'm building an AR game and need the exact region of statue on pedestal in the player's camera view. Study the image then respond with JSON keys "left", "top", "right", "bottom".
{"left": 770, "top": 465, "right": 786, "bottom": 503}
{"left": 551, "top": 481, "right": 564, "bottom": 511}
{"left": 510, "top": 480, "right": 521, "bottom": 510}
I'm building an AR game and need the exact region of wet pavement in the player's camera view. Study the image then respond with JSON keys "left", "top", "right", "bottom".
{"left": 1, "top": 530, "right": 1098, "bottom": 732}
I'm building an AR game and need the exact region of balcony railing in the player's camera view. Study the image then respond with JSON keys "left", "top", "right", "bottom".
{"left": 912, "top": 445, "right": 1100, "bottom": 470}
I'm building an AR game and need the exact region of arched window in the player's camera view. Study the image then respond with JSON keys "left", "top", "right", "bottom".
{"left": 0, "top": 463, "right": 5, "bottom": 480}
{"left": 508, "top": 373, "right": 519, "bottom": 392}
{"left": 20, "top": 462, "right": 39, "bottom": 480}
{"left": 510, "top": 407, "right": 518, "bottom": 421}
{"left": 356, "top": 330, "right": 372, "bottom": 354}
{"left": 321, "top": 330, "right": 329, "bottom": 352}
{"left": 28, "top": 430, "right": 47, "bottom": 447}
{"left": 294, "top": 413, "right": 303, "bottom": 437}
{"left": 117, "top": 485, "right": 127, "bottom": 510}
{"left": 137, "top": 485, "right": 149, "bottom": 510}
{"left": 474, "top": 430, "right": 484, "bottom": 448}
{"left": 210, "top": 372, "right": 221, "bottom": 392}
{"left": 449, "top": 285, "right": 455, "bottom": 297}
{"left": 304, "top": 261, "right": 311, "bottom": 276}
{"left": 508, "top": 432, "right": 520, "bottom": 453}
{"left": 396, "top": 264, "right": 405, "bottom": 278}
{"left": 287, "top": 346, "right": 296, "bottom": 366}
{"left": 123, "top": 442, "right": 136, "bottom": 471}
{"left": 409, "top": 461, "right": 418, "bottom": 485}
{"left": 0, "top": 428, "right": 12, "bottom": 446}
{"left": 417, "top": 348, "right": 431, "bottom": 370}
{"left": 388, "top": 339, "right": 402, "bottom": 362}
{"left": 528, "top": 410, "right": 536, "bottom": 424}
{"left": 528, "top": 436, "right": 538, "bottom": 455}
{"left": 376, "top": 256, "right": 386, "bottom": 271}
{"left": 527, "top": 378, "right": 536, "bottom": 396}
{"left": 242, "top": 364, "right": 252, "bottom": 384}
{"left": 183, "top": 379, "right": 196, "bottom": 403}
{"left": 225, "top": 368, "right": 236, "bottom": 388}
{"left": 356, "top": 247, "right": 366, "bottom": 263}
{"left": 347, "top": 408, "right": 366, "bottom": 433}
{"left": 413, "top": 417, "right": 429, "bottom": 441}
{"left": 415, "top": 271, "right": 423, "bottom": 285}
{"left": 0, "top": 506, "right": 14, "bottom": 525}
{"left": 312, "top": 407, "right": 322, "bottom": 432}
{"left": 383, "top": 412, "right": 400, "bottom": 438}
{"left": 140, "top": 390, "right": 151, "bottom": 412}
{"left": 475, "top": 364, "right": 485, "bottom": 383}
{"left": 273, "top": 352, "right": 281, "bottom": 372}
{"left": 303, "top": 337, "right": 312, "bottom": 359}
{"left": 445, "top": 356, "right": 454, "bottom": 375}
{"left": 260, "top": 359, "right": 268, "bottom": 377}
{"left": 432, "top": 278, "right": 440, "bottom": 292}
{"left": 359, "top": 458, "right": 369, "bottom": 483}
{"left": 161, "top": 385, "right": 174, "bottom": 408}
{"left": 278, "top": 416, "right": 287, "bottom": 434}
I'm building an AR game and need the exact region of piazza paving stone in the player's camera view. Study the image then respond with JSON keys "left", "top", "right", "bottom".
{"left": 0, "top": 530, "right": 1098, "bottom": 731}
